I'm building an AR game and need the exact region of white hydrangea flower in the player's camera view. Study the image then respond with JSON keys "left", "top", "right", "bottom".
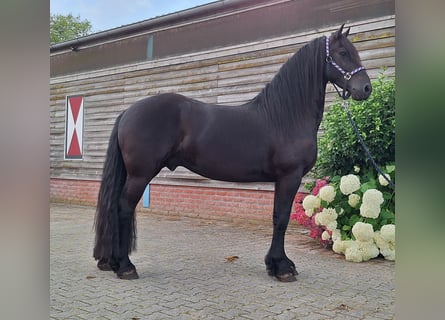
{"left": 318, "top": 185, "right": 336, "bottom": 203}
{"left": 359, "top": 189, "right": 384, "bottom": 218}
{"left": 374, "top": 232, "right": 395, "bottom": 260}
{"left": 302, "top": 195, "right": 320, "bottom": 211}
{"left": 321, "top": 231, "right": 331, "bottom": 241}
{"left": 348, "top": 194, "right": 360, "bottom": 208}
{"left": 362, "top": 189, "right": 384, "bottom": 207}
{"left": 314, "top": 213, "right": 322, "bottom": 226}
{"left": 331, "top": 229, "right": 341, "bottom": 242}
{"left": 380, "top": 224, "right": 395, "bottom": 243}
{"left": 354, "top": 165, "right": 360, "bottom": 173}
{"left": 344, "top": 242, "right": 362, "bottom": 262}
{"left": 373, "top": 231, "right": 389, "bottom": 250}
{"left": 359, "top": 203, "right": 381, "bottom": 219}
{"left": 344, "top": 239, "right": 379, "bottom": 262}
{"left": 378, "top": 173, "right": 391, "bottom": 186}
{"left": 324, "top": 207, "right": 338, "bottom": 220}
{"left": 304, "top": 208, "right": 314, "bottom": 217}
{"left": 352, "top": 222, "right": 374, "bottom": 242}
{"left": 339, "top": 174, "right": 361, "bottom": 195}
{"left": 342, "top": 240, "right": 356, "bottom": 251}
{"left": 380, "top": 247, "right": 395, "bottom": 260}
{"left": 374, "top": 227, "right": 396, "bottom": 261}
{"left": 326, "top": 221, "right": 338, "bottom": 231}
{"left": 333, "top": 240, "right": 346, "bottom": 254}
{"left": 315, "top": 208, "right": 338, "bottom": 226}
{"left": 358, "top": 241, "right": 380, "bottom": 261}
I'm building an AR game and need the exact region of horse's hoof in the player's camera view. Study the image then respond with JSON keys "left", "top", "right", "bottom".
{"left": 117, "top": 269, "right": 139, "bottom": 280}
{"left": 290, "top": 265, "right": 299, "bottom": 276}
{"left": 266, "top": 265, "right": 298, "bottom": 281}
{"left": 276, "top": 273, "right": 297, "bottom": 282}
{"left": 97, "top": 260, "right": 113, "bottom": 271}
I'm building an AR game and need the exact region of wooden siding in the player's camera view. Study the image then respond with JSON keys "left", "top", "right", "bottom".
{"left": 50, "top": 15, "right": 395, "bottom": 190}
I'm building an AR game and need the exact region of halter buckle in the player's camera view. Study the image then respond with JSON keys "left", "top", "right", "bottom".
{"left": 326, "top": 56, "right": 333, "bottom": 63}
{"left": 344, "top": 73, "right": 352, "bottom": 80}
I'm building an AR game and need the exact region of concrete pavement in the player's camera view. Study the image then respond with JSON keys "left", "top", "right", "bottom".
{"left": 50, "top": 203, "right": 394, "bottom": 319}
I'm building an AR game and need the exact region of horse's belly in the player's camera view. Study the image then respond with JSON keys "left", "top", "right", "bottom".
{"left": 176, "top": 149, "right": 274, "bottom": 183}
{"left": 187, "top": 164, "right": 274, "bottom": 183}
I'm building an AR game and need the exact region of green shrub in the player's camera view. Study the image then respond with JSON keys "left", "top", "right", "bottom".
{"left": 314, "top": 73, "right": 395, "bottom": 177}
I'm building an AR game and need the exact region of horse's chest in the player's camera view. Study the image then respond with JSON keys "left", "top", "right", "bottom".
{"left": 272, "top": 139, "right": 317, "bottom": 174}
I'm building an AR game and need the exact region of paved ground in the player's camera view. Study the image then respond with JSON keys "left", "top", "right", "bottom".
{"left": 50, "top": 203, "right": 394, "bottom": 320}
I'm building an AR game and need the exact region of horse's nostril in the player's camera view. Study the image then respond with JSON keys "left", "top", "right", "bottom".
{"left": 364, "top": 83, "right": 371, "bottom": 93}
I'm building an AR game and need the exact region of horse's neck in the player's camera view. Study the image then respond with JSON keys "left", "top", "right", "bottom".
{"left": 294, "top": 84, "right": 327, "bottom": 135}
{"left": 252, "top": 39, "right": 327, "bottom": 136}
{"left": 252, "top": 79, "right": 327, "bottom": 137}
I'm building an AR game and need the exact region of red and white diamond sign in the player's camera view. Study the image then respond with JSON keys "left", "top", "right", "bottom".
{"left": 65, "top": 96, "right": 84, "bottom": 159}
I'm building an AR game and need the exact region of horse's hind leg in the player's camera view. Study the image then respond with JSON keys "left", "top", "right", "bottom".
{"left": 114, "top": 175, "right": 148, "bottom": 280}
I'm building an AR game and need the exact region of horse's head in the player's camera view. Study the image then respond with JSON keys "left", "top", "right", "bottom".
{"left": 325, "top": 24, "right": 372, "bottom": 101}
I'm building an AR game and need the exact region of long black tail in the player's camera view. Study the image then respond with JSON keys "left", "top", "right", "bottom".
{"left": 93, "top": 112, "right": 126, "bottom": 260}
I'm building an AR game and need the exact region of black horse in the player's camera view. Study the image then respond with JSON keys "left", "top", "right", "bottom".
{"left": 93, "top": 25, "right": 371, "bottom": 281}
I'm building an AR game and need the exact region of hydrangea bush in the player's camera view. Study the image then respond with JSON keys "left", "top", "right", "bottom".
{"left": 291, "top": 165, "right": 395, "bottom": 262}
{"left": 314, "top": 73, "right": 395, "bottom": 177}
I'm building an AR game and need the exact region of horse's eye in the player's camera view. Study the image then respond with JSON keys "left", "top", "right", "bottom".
{"left": 339, "top": 50, "right": 347, "bottom": 57}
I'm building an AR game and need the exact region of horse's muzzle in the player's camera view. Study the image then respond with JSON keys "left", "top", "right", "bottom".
{"left": 351, "top": 82, "right": 372, "bottom": 101}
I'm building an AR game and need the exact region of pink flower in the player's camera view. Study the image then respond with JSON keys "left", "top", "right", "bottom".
{"left": 308, "top": 215, "right": 322, "bottom": 238}
{"left": 309, "top": 226, "right": 323, "bottom": 239}
{"left": 308, "top": 214, "right": 333, "bottom": 247}
{"left": 292, "top": 203, "right": 312, "bottom": 227}
{"left": 312, "top": 177, "right": 330, "bottom": 195}
{"left": 292, "top": 189, "right": 333, "bottom": 248}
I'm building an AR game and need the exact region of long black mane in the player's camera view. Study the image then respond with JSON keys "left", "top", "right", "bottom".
{"left": 251, "top": 36, "right": 326, "bottom": 132}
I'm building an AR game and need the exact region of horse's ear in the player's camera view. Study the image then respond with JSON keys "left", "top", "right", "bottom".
{"left": 343, "top": 27, "right": 351, "bottom": 38}
{"left": 334, "top": 23, "right": 345, "bottom": 39}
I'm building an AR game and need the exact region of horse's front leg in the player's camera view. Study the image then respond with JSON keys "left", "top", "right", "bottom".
{"left": 265, "top": 174, "right": 301, "bottom": 282}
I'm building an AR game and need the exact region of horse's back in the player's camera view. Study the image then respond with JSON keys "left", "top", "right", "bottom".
{"left": 119, "top": 93, "right": 194, "bottom": 133}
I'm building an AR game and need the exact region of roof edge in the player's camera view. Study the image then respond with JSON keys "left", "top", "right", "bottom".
{"left": 50, "top": 0, "right": 264, "bottom": 52}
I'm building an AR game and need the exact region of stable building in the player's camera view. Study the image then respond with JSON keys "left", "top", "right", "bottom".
{"left": 50, "top": 0, "right": 395, "bottom": 221}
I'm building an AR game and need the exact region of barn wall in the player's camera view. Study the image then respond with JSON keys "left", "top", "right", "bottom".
{"left": 50, "top": 15, "right": 395, "bottom": 219}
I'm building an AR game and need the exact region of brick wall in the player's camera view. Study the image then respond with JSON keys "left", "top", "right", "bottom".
{"left": 147, "top": 184, "right": 276, "bottom": 221}
{"left": 50, "top": 178, "right": 305, "bottom": 221}
{"left": 50, "top": 178, "right": 100, "bottom": 205}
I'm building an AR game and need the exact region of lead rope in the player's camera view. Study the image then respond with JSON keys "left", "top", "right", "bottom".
{"left": 341, "top": 100, "right": 395, "bottom": 189}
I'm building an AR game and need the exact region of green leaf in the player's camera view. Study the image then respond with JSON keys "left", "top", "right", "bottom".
{"left": 380, "top": 209, "right": 395, "bottom": 220}
{"left": 341, "top": 230, "right": 351, "bottom": 240}
{"left": 50, "top": 13, "right": 93, "bottom": 44}
{"left": 364, "top": 218, "right": 378, "bottom": 229}
{"left": 383, "top": 192, "right": 393, "bottom": 200}
{"left": 360, "top": 181, "right": 377, "bottom": 192}
{"left": 348, "top": 214, "right": 361, "bottom": 226}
